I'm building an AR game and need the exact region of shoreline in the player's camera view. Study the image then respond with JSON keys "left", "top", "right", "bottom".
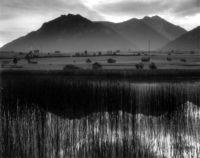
{"left": 2, "top": 69, "right": 200, "bottom": 81}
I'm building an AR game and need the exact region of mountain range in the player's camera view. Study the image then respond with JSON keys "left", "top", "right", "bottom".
{"left": 99, "top": 16, "right": 186, "bottom": 51}
{"left": 1, "top": 14, "right": 198, "bottom": 52}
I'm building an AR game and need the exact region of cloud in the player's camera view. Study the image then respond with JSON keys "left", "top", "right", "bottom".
{"left": 96, "top": 0, "right": 170, "bottom": 16}
{"left": 0, "top": 31, "right": 21, "bottom": 46}
{"left": 1, "top": 0, "right": 103, "bottom": 21}
{"left": 0, "top": 0, "right": 200, "bottom": 47}
{"left": 90, "top": 0, "right": 200, "bottom": 30}
{"left": 171, "top": 0, "right": 200, "bottom": 16}
{"left": 95, "top": 0, "right": 200, "bottom": 17}
{"left": 0, "top": 0, "right": 103, "bottom": 46}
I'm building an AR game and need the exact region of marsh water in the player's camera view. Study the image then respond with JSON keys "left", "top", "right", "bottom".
{"left": 1, "top": 74, "right": 200, "bottom": 158}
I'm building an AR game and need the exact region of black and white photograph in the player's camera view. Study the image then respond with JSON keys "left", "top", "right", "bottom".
{"left": 0, "top": 0, "right": 200, "bottom": 157}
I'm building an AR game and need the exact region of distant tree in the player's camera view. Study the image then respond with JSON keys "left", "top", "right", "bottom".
{"left": 13, "top": 57, "right": 18, "bottom": 64}
{"left": 180, "top": 58, "right": 186, "bottom": 62}
{"left": 98, "top": 51, "right": 102, "bottom": 56}
{"left": 190, "top": 51, "right": 195, "bottom": 54}
{"left": 149, "top": 62, "right": 157, "bottom": 70}
{"left": 86, "top": 58, "right": 92, "bottom": 63}
{"left": 135, "top": 63, "right": 144, "bottom": 69}
{"left": 107, "top": 58, "right": 116, "bottom": 63}
{"left": 167, "top": 57, "right": 172, "bottom": 61}
{"left": 63, "top": 64, "right": 80, "bottom": 70}
{"left": 141, "top": 56, "right": 150, "bottom": 62}
{"left": 84, "top": 50, "right": 88, "bottom": 56}
{"left": 54, "top": 51, "right": 60, "bottom": 54}
{"left": 92, "top": 62, "right": 102, "bottom": 69}
{"left": 116, "top": 50, "right": 120, "bottom": 53}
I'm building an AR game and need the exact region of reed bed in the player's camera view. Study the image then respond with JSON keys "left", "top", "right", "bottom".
{"left": 1, "top": 74, "right": 200, "bottom": 157}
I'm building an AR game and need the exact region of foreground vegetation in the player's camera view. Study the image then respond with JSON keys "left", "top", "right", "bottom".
{"left": 1, "top": 74, "right": 200, "bottom": 157}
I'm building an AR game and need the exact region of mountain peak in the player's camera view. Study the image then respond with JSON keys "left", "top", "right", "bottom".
{"left": 57, "top": 13, "right": 90, "bottom": 22}
{"left": 194, "top": 26, "right": 200, "bottom": 30}
{"left": 151, "top": 15, "right": 163, "bottom": 20}
{"left": 1, "top": 14, "right": 188, "bottom": 52}
{"left": 142, "top": 16, "right": 151, "bottom": 20}
{"left": 66, "top": 13, "right": 82, "bottom": 18}
{"left": 142, "top": 15, "right": 163, "bottom": 21}
{"left": 141, "top": 15, "right": 186, "bottom": 40}
{"left": 39, "top": 13, "right": 92, "bottom": 33}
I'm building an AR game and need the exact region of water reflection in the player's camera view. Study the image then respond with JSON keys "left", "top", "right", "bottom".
{"left": 1, "top": 76, "right": 200, "bottom": 158}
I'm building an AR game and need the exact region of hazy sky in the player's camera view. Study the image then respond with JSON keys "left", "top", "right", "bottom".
{"left": 0, "top": 0, "right": 200, "bottom": 47}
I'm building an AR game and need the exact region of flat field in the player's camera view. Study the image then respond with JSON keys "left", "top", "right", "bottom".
{"left": 1, "top": 51, "right": 200, "bottom": 70}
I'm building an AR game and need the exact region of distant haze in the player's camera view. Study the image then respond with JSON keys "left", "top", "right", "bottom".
{"left": 0, "top": 0, "right": 200, "bottom": 47}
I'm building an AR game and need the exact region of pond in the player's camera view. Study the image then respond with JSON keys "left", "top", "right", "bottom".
{"left": 1, "top": 74, "right": 200, "bottom": 158}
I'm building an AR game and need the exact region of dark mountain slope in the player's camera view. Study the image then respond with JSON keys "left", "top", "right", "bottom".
{"left": 1, "top": 14, "right": 133, "bottom": 52}
{"left": 163, "top": 26, "right": 200, "bottom": 51}
{"left": 1, "top": 14, "right": 187, "bottom": 52}
{"left": 141, "top": 16, "right": 186, "bottom": 40}
{"left": 99, "top": 16, "right": 186, "bottom": 50}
